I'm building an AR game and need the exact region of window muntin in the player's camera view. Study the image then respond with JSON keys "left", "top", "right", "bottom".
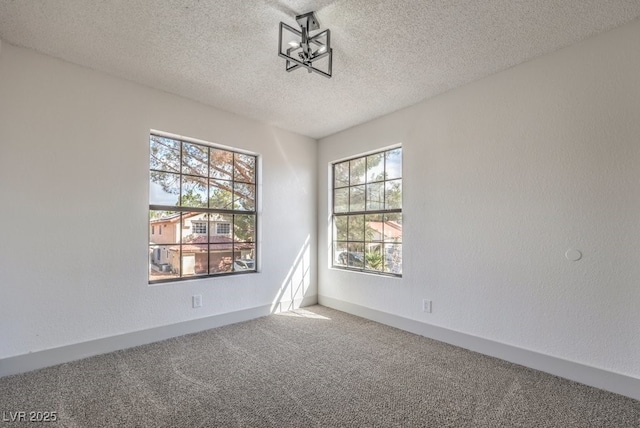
{"left": 149, "top": 134, "right": 257, "bottom": 283}
{"left": 332, "top": 147, "right": 402, "bottom": 276}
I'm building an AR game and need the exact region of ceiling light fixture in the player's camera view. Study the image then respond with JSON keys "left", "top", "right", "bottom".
{"left": 278, "top": 11, "right": 332, "bottom": 78}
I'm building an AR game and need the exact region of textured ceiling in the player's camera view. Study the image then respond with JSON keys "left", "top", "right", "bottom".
{"left": 1, "top": 1, "right": 640, "bottom": 139}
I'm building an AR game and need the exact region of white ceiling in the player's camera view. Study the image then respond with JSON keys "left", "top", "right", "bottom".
{"left": 1, "top": 1, "right": 640, "bottom": 139}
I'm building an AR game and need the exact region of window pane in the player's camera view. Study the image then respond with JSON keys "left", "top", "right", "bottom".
{"left": 207, "top": 214, "right": 233, "bottom": 243}
{"left": 234, "top": 153, "right": 256, "bottom": 183}
{"left": 209, "top": 244, "right": 234, "bottom": 273}
{"left": 334, "top": 242, "right": 348, "bottom": 267}
{"left": 182, "top": 142, "right": 208, "bottom": 177}
{"left": 234, "top": 183, "right": 255, "bottom": 211}
{"left": 334, "top": 216, "right": 348, "bottom": 241}
{"left": 347, "top": 215, "right": 365, "bottom": 241}
{"left": 384, "top": 212, "right": 402, "bottom": 223}
{"left": 364, "top": 214, "right": 383, "bottom": 242}
{"left": 334, "top": 161, "right": 350, "bottom": 188}
{"left": 181, "top": 177, "right": 207, "bottom": 207}
{"left": 347, "top": 243, "right": 365, "bottom": 268}
{"left": 149, "top": 245, "right": 180, "bottom": 281}
{"left": 366, "top": 153, "right": 384, "bottom": 182}
{"left": 182, "top": 212, "right": 209, "bottom": 244}
{"left": 350, "top": 185, "right": 365, "bottom": 212}
{"left": 385, "top": 179, "right": 402, "bottom": 210}
{"left": 149, "top": 172, "right": 180, "bottom": 205}
{"left": 385, "top": 148, "right": 402, "bottom": 180}
{"left": 150, "top": 136, "right": 180, "bottom": 173}
{"left": 181, "top": 244, "right": 209, "bottom": 277}
{"left": 234, "top": 214, "right": 255, "bottom": 242}
{"left": 384, "top": 213, "right": 402, "bottom": 243}
{"left": 365, "top": 244, "right": 384, "bottom": 272}
{"left": 334, "top": 188, "right": 349, "bottom": 213}
{"left": 384, "top": 243, "right": 402, "bottom": 274}
{"left": 209, "top": 179, "right": 233, "bottom": 209}
{"left": 366, "top": 182, "right": 384, "bottom": 211}
{"left": 210, "top": 149, "right": 234, "bottom": 180}
{"left": 349, "top": 157, "right": 366, "bottom": 185}
{"left": 149, "top": 211, "right": 180, "bottom": 244}
{"left": 233, "top": 243, "right": 255, "bottom": 271}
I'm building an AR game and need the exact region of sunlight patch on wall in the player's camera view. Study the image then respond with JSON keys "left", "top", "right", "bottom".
{"left": 271, "top": 235, "right": 311, "bottom": 313}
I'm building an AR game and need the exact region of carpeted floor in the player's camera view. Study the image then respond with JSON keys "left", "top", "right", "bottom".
{"left": 1, "top": 305, "right": 639, "bottom": 427}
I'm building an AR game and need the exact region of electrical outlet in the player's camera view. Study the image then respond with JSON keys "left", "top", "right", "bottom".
{"left": 422, "top": 299, "right": 432, "bottom": 313}
{"left": 192, "top": 295, "right": 202, "bottom": 308}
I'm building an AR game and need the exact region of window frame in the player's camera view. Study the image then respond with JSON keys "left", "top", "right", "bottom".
{"left": 148, "top": 133, "right": 258, "bottom": 284}
{"left": 331, "top": 146, "right": 402, "bottom": 277}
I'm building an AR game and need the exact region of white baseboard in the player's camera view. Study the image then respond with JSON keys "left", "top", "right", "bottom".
{"left": 0, "top": 304, "right": 276, "bottom": 378}
{"left": 319, "top": 296, "right": 640, "bottom": 401}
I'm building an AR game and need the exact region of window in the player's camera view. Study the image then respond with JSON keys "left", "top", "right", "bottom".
{"left": 216, "top": 223, "right": 231, "bottom": 235}
{"left": 148, "top": 134, "right": 257, "bottom": 283}
{"left": 332, "top": 147, "right": 402, "bottom": 276}
{"left": 191, "top": 221, "right": 207, "bottom": 234}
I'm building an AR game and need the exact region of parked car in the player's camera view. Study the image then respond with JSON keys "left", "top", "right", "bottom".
{"left": 234, "top": 259, "right": 255, "bottom": 270}
{"left": 337, "top": 252, "right": 364, "bottom": 267}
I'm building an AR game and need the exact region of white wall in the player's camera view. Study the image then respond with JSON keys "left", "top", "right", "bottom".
{"left": 318, "top": 18, "right": 640, "bottom": 380}
{"left": 0, "top": 42, "right": 317, "bottom": 360}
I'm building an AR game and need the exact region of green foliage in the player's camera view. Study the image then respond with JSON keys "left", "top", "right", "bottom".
{"left": 233, "top": 214, "right": 255, "bottom": 242}
{"left": 333, "top": 148, "right": 402, "bottom": 213}
{"left": 385, "top": 180, "right": 402, "bottom": 210}
{"left": 150, "top": 135, "right": 256, "bottom": 208}
{"left": 365, "top": 251, "right": 383, "bottom": 270}
{"left": 209, "top": 187, "right": 233, "bottom": 209}
{"left": 180, "top": 189, "right": 205, "bottom": 207}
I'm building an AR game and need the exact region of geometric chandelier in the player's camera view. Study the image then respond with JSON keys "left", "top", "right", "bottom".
{"left": 278, "top": 11, "right": 333, "bottom": 78}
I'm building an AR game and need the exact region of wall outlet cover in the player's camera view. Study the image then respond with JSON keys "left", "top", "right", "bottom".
{"left": 192, "top": 295, "right": 202, "bottom": 308}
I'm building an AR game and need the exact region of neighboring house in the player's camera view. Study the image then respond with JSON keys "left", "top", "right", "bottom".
{"left": 366, "top": 220, "right": 402, "bottom": 274}
{"left": 366, "top": 220, "right": 402, "bottom": 242}
{"left": 149, "top": 212, "right": 254, "bottom": 279}
{"left": 149, "top": 212, "right": 180, "bottom": 243}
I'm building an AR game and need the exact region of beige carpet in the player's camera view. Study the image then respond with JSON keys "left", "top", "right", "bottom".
{"left": 1, "top": 305, "right": 638, "bottom": 427}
